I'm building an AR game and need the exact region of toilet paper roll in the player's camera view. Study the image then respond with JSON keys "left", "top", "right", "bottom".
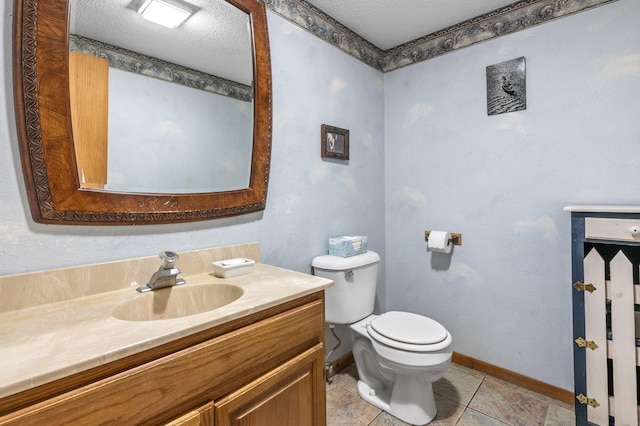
{"left": 428, "top": 231, "right": 453, "bottom": 254}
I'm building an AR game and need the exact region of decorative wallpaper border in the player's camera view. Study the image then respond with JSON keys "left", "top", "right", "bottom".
{"left": 263, "top": 0, "right": 384, "bottom": 70}
{"left": 264, "top": 0, "right": 618, "bottom": 72}
{"left": 70, "top": 35, "right": 253, "bottom": 102}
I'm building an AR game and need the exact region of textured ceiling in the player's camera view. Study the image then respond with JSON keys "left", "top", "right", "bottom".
{"left": 70, "top": 0, "right": 253, "bottom": 84}
{"left": 304, "top": 0, "right": 519, "bottom": 50}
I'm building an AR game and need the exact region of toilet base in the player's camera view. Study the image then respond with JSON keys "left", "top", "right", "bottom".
{"left": 357, "top": 379, "right": 391, "bottom": 412}
{"left": 356, "top": 377, "right": 437, "bottom": 425}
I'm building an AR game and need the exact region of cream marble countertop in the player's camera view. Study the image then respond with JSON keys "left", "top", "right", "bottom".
{"left": 0, "top": 263, "right": 332, "bottom": 399}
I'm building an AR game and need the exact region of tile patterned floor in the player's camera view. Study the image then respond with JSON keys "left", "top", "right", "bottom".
{"left": 325, "top": 362, "right": 575, "bottom": 426}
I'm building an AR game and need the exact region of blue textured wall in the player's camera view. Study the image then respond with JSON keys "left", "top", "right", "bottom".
{"left": 384, "top": 0, "right": 640, "bottom": 390}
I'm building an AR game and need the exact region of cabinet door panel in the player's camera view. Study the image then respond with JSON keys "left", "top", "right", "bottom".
{"left": 215, "top": 344, "right": 326, "bottom": 426}
{"left": 163, "top": 402, "right": 213, "bottom": 426}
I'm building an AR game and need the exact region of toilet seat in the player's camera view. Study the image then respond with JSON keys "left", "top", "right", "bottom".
{"left": 367, "top": 311, "right": 450, "bottom": 352}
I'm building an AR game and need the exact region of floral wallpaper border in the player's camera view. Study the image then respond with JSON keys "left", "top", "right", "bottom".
{"left": 264, "top": 0, "right": 618, "bottom": 72}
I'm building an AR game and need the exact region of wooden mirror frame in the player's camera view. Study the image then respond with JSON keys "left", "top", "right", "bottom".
{"left": 12, "top": 0, "right": 272, "bottom": 225}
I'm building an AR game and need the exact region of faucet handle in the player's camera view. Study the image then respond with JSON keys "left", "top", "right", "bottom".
{"left": 159, "top": 251, "right": 179, "bottom": 269}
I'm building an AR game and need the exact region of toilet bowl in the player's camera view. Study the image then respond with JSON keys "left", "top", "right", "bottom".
{"left": 311, "top": 251, "right": 452, "bottom": 425}
{"left": 350, "top": 313, "right": 452, "bottom": 425}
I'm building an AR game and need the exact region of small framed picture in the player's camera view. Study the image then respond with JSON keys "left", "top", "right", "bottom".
{"left": 321, "top": 124, "right": 349, "bottom": 160}
{"left": 486, "top": 56, "right": 526, "bottom": 115}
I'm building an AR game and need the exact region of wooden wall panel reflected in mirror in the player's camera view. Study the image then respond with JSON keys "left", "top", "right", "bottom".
{"left": 12, "top": 0, "right": 272, "bottom": 224}
{"left": 69, "top": 51, "right": 109, "bottom": 190}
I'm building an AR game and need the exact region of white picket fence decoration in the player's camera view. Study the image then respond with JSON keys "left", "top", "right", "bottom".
{"left": 583, "top": 249, "right": 639, "bottom": 426}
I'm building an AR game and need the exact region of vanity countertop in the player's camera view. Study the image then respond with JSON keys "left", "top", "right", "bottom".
{"left": 0, "top": 263, "right": 332, "bottom": 399}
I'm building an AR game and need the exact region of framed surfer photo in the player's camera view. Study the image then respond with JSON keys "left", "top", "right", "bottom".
{"left": 486, "top": 57, "right": 526, "bottom": 116}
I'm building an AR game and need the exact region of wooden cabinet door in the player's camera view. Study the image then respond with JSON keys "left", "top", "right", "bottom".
{"left": 69, "top": 51, "right": 109, "bottom": 189}
{"left": 215, "top": 344, "right": 326, "bottom": 426}
{"left": 163, "top": 402, "right": 214, "bottom": 426}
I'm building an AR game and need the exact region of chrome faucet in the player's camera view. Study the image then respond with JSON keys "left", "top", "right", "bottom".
{"left": 137, "top": 251, "right": 186, "bottom": 293}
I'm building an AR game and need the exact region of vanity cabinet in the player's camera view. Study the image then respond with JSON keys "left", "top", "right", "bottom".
{"left": 0, "top": 293, "right": 326, "bottom": 426}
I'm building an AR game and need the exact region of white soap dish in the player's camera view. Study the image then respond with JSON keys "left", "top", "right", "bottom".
{"left": 212, "top": 258, "right": 255, "bottom": 278}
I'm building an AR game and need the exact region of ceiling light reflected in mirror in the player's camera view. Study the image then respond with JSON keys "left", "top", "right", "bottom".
{"left": 135, "top": 0, "right": 196, "bottom": 29}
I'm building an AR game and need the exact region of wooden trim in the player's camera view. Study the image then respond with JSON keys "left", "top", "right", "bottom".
{"left": 326, "top": 352, "right": 354, "bottom": 380}
{"left": 452, "top": 352, "right": 574, "bottom": 405}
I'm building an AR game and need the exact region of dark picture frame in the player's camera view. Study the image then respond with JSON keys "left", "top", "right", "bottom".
{"left": 321, "top": 124, "right": 349, "bottom": 160}
{"left": 486, "top": 57, "right": 526, "bottom": 115}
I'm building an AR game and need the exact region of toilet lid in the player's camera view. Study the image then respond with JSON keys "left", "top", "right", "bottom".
{"left": 370, "top": 311, "right": 448, "bottom": 345}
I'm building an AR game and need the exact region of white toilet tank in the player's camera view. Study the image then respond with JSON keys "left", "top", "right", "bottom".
{"left": 312, "top": 250, "right": 380, "bottom": 324}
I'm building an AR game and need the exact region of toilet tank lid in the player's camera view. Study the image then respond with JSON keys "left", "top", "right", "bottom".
{"left": 312, "top": 251, "right": 380, "bottom": 270}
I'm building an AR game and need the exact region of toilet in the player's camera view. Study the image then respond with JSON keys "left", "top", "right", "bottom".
{"left": 312, "top": 250, "right": 452, "bottom": 426}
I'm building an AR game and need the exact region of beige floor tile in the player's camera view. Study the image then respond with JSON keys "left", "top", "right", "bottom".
{"left": 357, "top": 393, "right": 464, "bottom": 426}
{"left": 369, "top": 412, "right": 411, "bottom": 426}
{"left": 457, "top": 408, "right": 510, "bottom": 425}
{"left": 430, "top": 393, "right": 466, "bottom": 425}
{"left": 449, "top": 362, "right": 488, "bottom": 379}
{"left": 468, "top": 376, "right": 549, "bottom": 426}
{"left": 326, "top": 385, "right": 382, "bottom": 426}
{"left": 433, "top": 366, "right": 484, "bottom": 406}
{"left": 546, "top": 399, "right": 573, "bottom": 413}
{"left": 326, "top": 362, "right": 565, "bottom": 425}
{"left": 328, "top": 364, "right": 360, "bottom": 395}
{"left": 544, "top": 403, "right": 575, "bottom": 426}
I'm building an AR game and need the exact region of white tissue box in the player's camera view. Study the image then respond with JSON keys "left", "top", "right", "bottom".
{"left": 328, "top": 236, "right": 368, "bottom": 257}
{"left": 212, "top": 258, "right": 255, "bottom": 278}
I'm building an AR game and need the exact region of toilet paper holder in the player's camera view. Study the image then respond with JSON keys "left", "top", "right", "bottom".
{"left": 424, "top": 231, "right": 462, "bottom": 246}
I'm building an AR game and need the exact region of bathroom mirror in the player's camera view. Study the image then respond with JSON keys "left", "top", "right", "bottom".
{"left": 13, "top": 0, "right": 272, "bottom": 224}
